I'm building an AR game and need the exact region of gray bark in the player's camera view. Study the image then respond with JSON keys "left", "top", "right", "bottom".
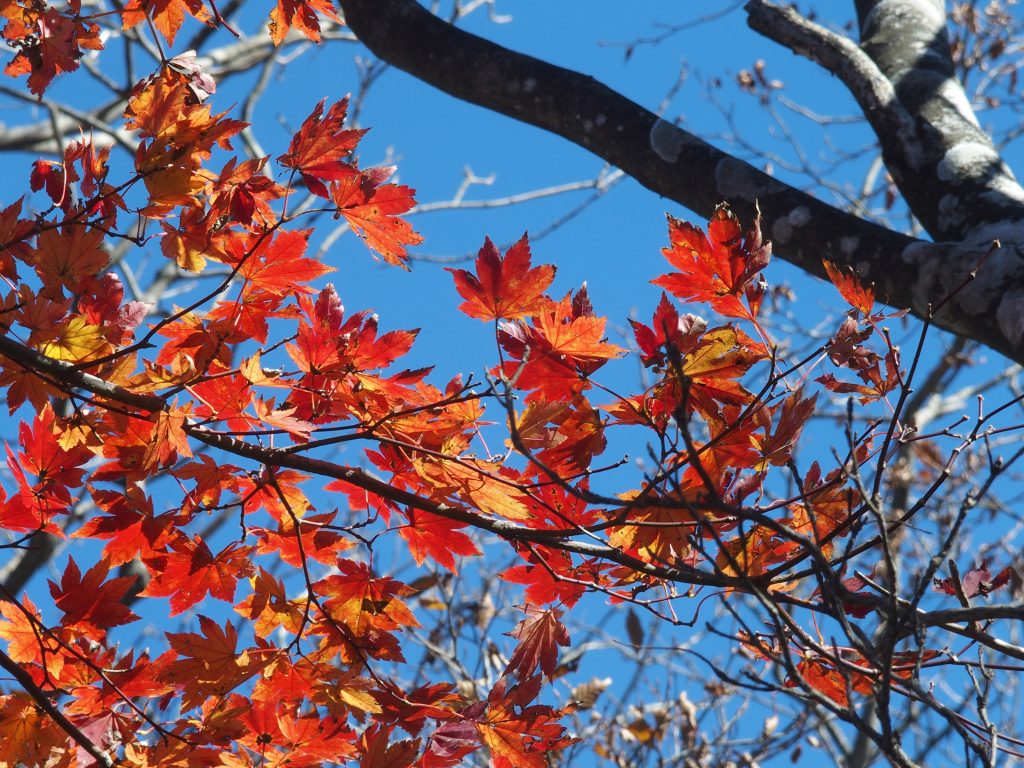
{"left": 335, "top": 0, "right": 1024, "bottom": 364}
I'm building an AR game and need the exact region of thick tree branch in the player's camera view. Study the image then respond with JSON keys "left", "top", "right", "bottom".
{"left": 856, "top": 0, "right": 1022, "bottom": 241}
{"left": 334, "top": 0, "right": 1024, "bottom": 364}
{"left": 745, "top": 1, "right": 917, "bottom": 160}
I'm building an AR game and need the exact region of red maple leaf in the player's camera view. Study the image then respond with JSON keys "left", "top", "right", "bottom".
{"left": 331, "top": 176, "right": 423, "bottom": 267}
{"left": 449, "top": 235, "right": 555, "bottom": 321}
{"left": 74, "top": 488, "right": 173, "bottom": 565}
{"left": 652, "top": 205, "right": 771, "bottom": 321}
{"left": 505, "top": 606, "right": 570, "bottom": 681}
{"left": 823, "top": 260, "right": 875, "bottom": 317}
{"left": 140, "top": 536, "right": 256, "bottom": 616}
{"left": 398, "top": 508, "right": 480, "bottom": 572}
{"left": 278, "top": 98, "right": 364, "bottom": 197}
{"left": 48, "top": 557, "right": 139, "bottom": 641}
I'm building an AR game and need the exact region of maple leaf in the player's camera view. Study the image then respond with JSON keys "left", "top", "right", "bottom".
{"left": 208, "top": 156, "right": 287, "bottom": 227}
{"left": 502, "top": 548, "right": 590, "bottom": 608}
{"left": 421, "top": 719, "right": 480, "bottom": 768}
{"left": 121, "top": 0, "right": 211, "bottom": 45}
{"left": 607, "top": 486, "right": 705, "bottom": 564}
{"left": 823, "top": 260, "right": 875, "bottom": 317}
{"left": 30, "top": 159, "right": 66, "bottom": 204}
{"left": 652, "top": 205, "right": 771, "bottom": 320}
{"left": 3, "top": 7, "right": 101, "bottom": 95}
{"left": 630, "top": 293, "right": 707, "bottom": 370}
{"left": 315, "top": 559, "right": 419, "bottom": 662}
{"left": 268, "top": 0, "right": 340, "bottom": 45}
{"left": 234, "top": 228, "right": 333, "bottom": 297}
{"left": 505, "top": 606, "right": 570, "bottom": 681}
{"left": 415, "top": 458, "right": 531, "bottom": 521}
{"left": 0, "top": 693, "right": 73, "bottom": 767}
{"left": 672, "top": 325, "right": 765, "bottom": 418}
{"left": 357, "top": 725, "right": 419, "bottom": 768}
{"left": 495, "top": 291, "right": 622, "bottom": 402}
{"left": 162, "top": 615, "right": 266, "bottom": 710}
{"left": 783, "top": 462, "right": 859, "bottom": 557}
{"left": 398, "top": 508, "right": 480, "bottom": 572}
{"left": 140, "top": 535, "right": 256, "bottom": 616}
{"left": 331, "top": 176, "right": 423, "bottom": 267}
{"left": 278, "top": 98, "right": 365, "bottom": 196}
{"left": 38, "top": 316, "right": 111, "bottom": 363}
{"left": 934, "top": 564, "right": 1014, "bottom": 598}
{"left": 239, "top": 467, "right": 314, "bottom": 521}
{"left": 74, "top": 487, "right": 172, "bottom": 565}
{"left": 0, "top": 596, "right": 49, "bottom": 664}
{"left": 189, "top": 373, "right": 256, "bottom": 433}
{"left": 785, "top": 656, "right": 873, "bottom": 707}
{"left": 26, "top": 223, "right": 108, "bottom": 299}
{"left": 476, "top": 676, "right": 573, "bottom": 768}
{"left": 235, "top": 567, "right": 307, "bottom": 638}
{"left": 4, "top": 404, "right": 92, "bottom": 531}
{"left": 252, "top": 513, "right": 354, "bottom": 568}
{"left": 140, "top": 406, "right": 193, "bottom": 471}
{"left": 0, "top": 198, "right": 32, "bottom": 281}
{"left": 716, "top": 525, "right": 795, "bottom": 585}
{"left": 48, "top": 557, "right": 140, "bottom": 641}
{"left": 531, "top": 294, "right": 623, "bottom": 363}
{"left": 449, "top": 235, "right": 555, "bottom": 321}
{"left": 76, "top": 272, "right": 149, "bottom": 346}
{"left": 758, "top": 388, "right": 817, "bottom": 468}
{"left": 65, "top": 649, "right": 174, "bottom": 713}
{"left": 373, "top": 680, "right": 462, "bottom": 737}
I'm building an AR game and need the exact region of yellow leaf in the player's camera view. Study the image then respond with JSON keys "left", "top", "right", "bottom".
{"left": 39, "top": 317, "right": 110, "bottom": 362}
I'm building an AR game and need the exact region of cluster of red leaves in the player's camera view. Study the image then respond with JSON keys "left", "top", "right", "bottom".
{"left": 0, "top": 36, "right": 574, "bottom": 760}
{"left": 0, "top": 3, "right": 959, "bottom": 760}
{"left": 2, "top": 0, "right": 338, "bottom": 94}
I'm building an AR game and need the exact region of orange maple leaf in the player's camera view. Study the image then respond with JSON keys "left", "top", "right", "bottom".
{"left": 162, "top": 615, "right": 266, "bottom": 710}
{"left": 252, "top": 512, "right": 354, "bottom": 568}
{"left": 477, "top": 676, "right": 573, "bottom": 768}
{"left": 0, "top": 596, "right": 48, "bottom": 664}
{"left": 0, "top": 694, "right": 73, "bottom": 767}
{"left": 74, "top": 487, "right": 172, "bottom": 565}
{"left": 823, "top": 260, "right": 875, "bottom": 317}
{"left": 331, "top": 176, "right": 423, "bottom": 267}
{"left": 27, "top": 224, "right": 108, "bottom": 299}
{"left": 121, "top": 0, "right": 211, "bottom": 45}
{"left": 235, "top": 567, "right": 306, "bottom": 637}
{"left": 315, "top": 559, "right": 419, "bottom": 661}
{"left": 268, "top": 0, "right": 340, "bottom": 46}
{"left": 235, "top": 229, "right": 334, "bottom": 296}
{"left": 3, "top": 7, "right": 102, "bottom": 95}
{"left": 449, "top": 234, "right": 555, "bottom": 321}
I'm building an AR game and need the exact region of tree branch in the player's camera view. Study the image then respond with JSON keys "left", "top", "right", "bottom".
{"left": 745, "top": 0, "right": 917, "bottom": 160}
{"left": 334, "top": 0, "right": 1024, "bottom": 365}
{"left": 0, "top": 649, "right": 112, "bottom": 768}
{"left": 849, "top": 0, "right": 1024, "bottom": 242}
{"left": 0, "top": 332, "right": 737, "bottom": 590}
